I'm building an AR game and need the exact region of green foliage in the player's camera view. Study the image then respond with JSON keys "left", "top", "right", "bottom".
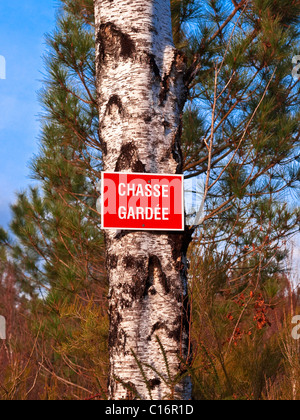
{"left": 0, "top": 0, "right": 300, "bottom": 400}
{"left": 188, "top": 237, "right": 300, "bottom": 400}
{"left": 1, "top": 0, "right": 107, "bottom": 399}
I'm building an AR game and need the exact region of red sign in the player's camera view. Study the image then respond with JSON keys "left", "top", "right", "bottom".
{"left": 101, "top": 172, "right": 184, "bottom": 231}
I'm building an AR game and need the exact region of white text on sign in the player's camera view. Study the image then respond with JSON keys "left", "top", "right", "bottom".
{"left": 101, "top": 172, "right": 184, "bottom": 231}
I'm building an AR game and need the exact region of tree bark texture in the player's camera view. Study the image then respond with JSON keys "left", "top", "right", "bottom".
{"left": 94, "top": 0, "right": 192, "bottom": 400}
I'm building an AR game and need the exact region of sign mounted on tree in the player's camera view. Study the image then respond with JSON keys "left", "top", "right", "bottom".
{"left": 101, "top": 172, "right": 184, "bottom": 231}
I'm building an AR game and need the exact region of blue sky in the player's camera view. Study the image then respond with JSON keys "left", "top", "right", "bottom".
{"left": 0, "top": 0, "right": 57, "bottom": 227}
{"left": 0, "top": 1, "right": 299, "bottom": 280}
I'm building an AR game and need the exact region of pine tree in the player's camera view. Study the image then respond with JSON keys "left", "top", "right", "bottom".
{"left": 0, "top": 0, "right": 299, "bottom": 400}
{"left": 94, "top": 0, "right": 300, "bottom": 399}
{"left": 1, "top": 2, "right": 109, "bottom": 398}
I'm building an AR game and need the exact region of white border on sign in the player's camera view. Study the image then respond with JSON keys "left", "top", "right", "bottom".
{"left": 101, "top": 172, "right": 185, "bottom": 231}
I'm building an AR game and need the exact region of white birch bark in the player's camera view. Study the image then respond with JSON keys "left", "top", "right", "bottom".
{"left": 94, "top": 0, "right": 192, "bottom": 400}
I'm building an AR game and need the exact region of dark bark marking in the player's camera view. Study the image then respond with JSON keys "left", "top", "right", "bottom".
{"left": 159, "top": 270, "right": 170, "bottom": 295}
{"left": 148, "top": 54, "right": 161, "bottom": 79}
{"left": 144, "top": 114, "right": 152, "bottom": 124}
{"left": 149, "top": 378, "right": 161, "bottom": 390}
{"left": 144, "top": 262, "right": 153, "bottom": 298}
{"left": 168, "top": 316, "right": 182, "bottom": 342}
{"left": 132, "top": 274, "right": 147, "bottom": 299}
{"left": 159, "top": 50, "right": 187, "bottom": 107}
{"left": 147, "top": 317, "right": 182, "bottom": 344}
{"left": 109, "top": 310, "right": 125, "bottom": 349}
{"left": 147, "top": 321, "right": 167, "bottom": 342}
{"left": 116, "top": 256, "right": 151, "bottom": 305}
{"left": 123, "top": 255, "right": 137, "bottom": 270}
{"left": 114, "top": 230, "right": 134, "bottom": 241}
{"left": 125, "top": 382, "right": 139, "bottom": 400}
{"left": 167, "top": 229, "right": 194, "bottom": 364}
{"left": 98, "top": 133, "right": 107, "bottom": 155}
{"left": 168, "top": 228, "right": 194, "bottom": 271}
{"left": 148, "top": 255, "right": 170, "bottom": 295}
{"left": 107, "top": 254, "right": 118, "bottom": 270}
{"left": 132, "top": 160, "right": 146, "bottom": 173}
{"left": 157, "top": 51, "right": 188, "bottom": 173}
{"left": 130, "top": 26, "right": 139, "bottom": 33}
{"left": 163, "top": 119, "right": 172, "bottom": 136}
{"left": 181, "top": 227, "right": 195, "bottom": 255}
{"left": 97, "top": 22, "right": 136, "bottom": 63}
{"left": 150, "top": 321, "right": 165, "bottom": 336}
{"left": 159, "top": 73, "right": 171, "bottom": 105}
{"left": 162, "top": 120, "right": 171, "bottom": 129}
{"left": 149, "top": 287, "right": 157, "bottom": 296}
{"left": 115, "top": 142, "right": 146, "bottom": 173}
{"left": 170, "top": 124, "right": 184, "bottom": 173}
{"left": 123, "top": 256, "right": 146, "bottom": 271}
{"left": 106, "top": 94, "right": 124, "bottom": 116}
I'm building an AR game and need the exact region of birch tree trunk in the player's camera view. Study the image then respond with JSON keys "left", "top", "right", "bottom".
{"left": 94, "top": 0, "right": 192, "bottom": 400}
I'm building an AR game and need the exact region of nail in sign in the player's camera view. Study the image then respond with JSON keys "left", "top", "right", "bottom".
{"left": 101, "top": 172, "right": 184, "bottom": 231}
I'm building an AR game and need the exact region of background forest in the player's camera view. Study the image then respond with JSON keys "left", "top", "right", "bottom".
{"left": 0, "top": 0, "right": 300, "bottom": 400}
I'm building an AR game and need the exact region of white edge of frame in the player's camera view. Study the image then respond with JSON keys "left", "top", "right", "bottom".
{"left": 101, "top": 171, "right": 185, "bottom": 232}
